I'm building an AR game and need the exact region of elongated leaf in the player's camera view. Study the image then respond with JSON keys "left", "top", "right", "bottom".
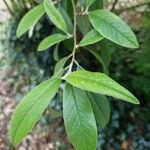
{"left": 63, "top": 83, "right": 97, "bottom": 150}
{"left": 85, "top": 0, "right": 96, "bottom": 8}
{"left": 77, "top": 15, "right": 91, "bottom": 36}
{"left": 98, "top": 39, "right": 111, "bottom": 67}
{"left": 65, "top": 70, "right": 140, "bottom": 104}
{"left": 17, "top": 4, "right": 45, "bottom": 38}
{"left": 44, "top": 0, "right": 68, "bottom": 33}
{"left": 87, "top": 93, "right": 110, "bottom": 128}
{"left": 38, "top": 34, "right": 67, "bottom": 51}
{"left": 86, "top": 48, "right": 109, "bottom": 74}
{"left": 10, "top": 78, "right": 61, "bottom": 146}
{"left": 58, "top": 5, "right": 73, "bottom": 34}
{"left": 79, "top": 29, "right": 103, "bottom": 47}
{"left": 53, "top": 44, "right": 59, "bottom": 61}
{"left": 89, "top": 10, "right": 139, "bottom": 48}
{"left": 54, "top": 55, "right": 71, "bottom": 74}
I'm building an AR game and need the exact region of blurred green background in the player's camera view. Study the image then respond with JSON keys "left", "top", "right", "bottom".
{"left": 0, "top": 0, "right": 150, "bottom": 150}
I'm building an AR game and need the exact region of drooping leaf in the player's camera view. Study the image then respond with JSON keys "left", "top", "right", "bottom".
{"left": 86, "top": 48, "right": 109, "bottom": 74}
{"left": 54, "top": 55, "right": 71, "bottom": 74}
{"left": 89, "top": 9, "right": 139, "bottom": 48}
{"left": 17, "top": 4, "right": 45, "bottom": 38}
{"left": 65, "top": 70, "right": 140, "bottom": 104}
{"left": 98, "top": 39, "right": 111, "bottom": 67}
{"left": 44, "top": 0, "right": 68, "bottom": 33}
{"left": 38, "top": 34, "right": 68, "bottom": 51}
{"left": 63, "top": 83, "right": 97, "bottom": 150}
{"left": 79, "top": 29, "right": 103, "bottom": 47}
{"left": 10, "top": 78, "right": 61, "bottom": 146}
{"left": 87, "top": 92, "right": 110, "bottom": 128}
{"left": 58, "top": 5, "right": 73, "bottom": 34}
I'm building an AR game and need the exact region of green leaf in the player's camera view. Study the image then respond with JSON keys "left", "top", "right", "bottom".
{"left": 63, "top": 83, "right": 97, "bottom": 150}
{"left": 44, "top": 0, "right": 68, "bottom": 33}
{"left": 65, "top": 70, "right": 140, "bottom": 104}
{"left": 58, "top": 5, "right": 73, "bottom": 34}
{"left": 87, "top": 93, "right": 110, "bottom": 128}
{"left": 90, "top": 0, "right": 103, "bottom": 10}
{"left": 98, "top": 39, "right": 111, "bottom": 67}
{"left": 17, "top": 4, "right": 45, "bottom": 38}
{"left": 79, "top": 29, "right": 103, "bottom": 47}
{"left": 10, "top": 78, "right": 61, "bottom": 146}
{"left": 77, "top": 15, "right": 91, "bottom": 36}
{"left": 89, "top": 9, "right": 139, "bottom": 48}
{"left": 54, "top": 55, "right": 71, "bottom": 74}
{"left": 86, "top": 48, "right": 109, "bottom": 74}
{"left": 85, "top": 0, "right": 96, "bottom": 8}
{"left": 53, "top": 44, "right": 59, "bottom": 61}
{"left": 38, "top": 34, "right": 68, "bottom": 51}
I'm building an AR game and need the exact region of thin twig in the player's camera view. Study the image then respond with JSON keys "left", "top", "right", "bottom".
{"left": 116, "top": 2, "right": 150, "bottom": 13}
{"left": 111, "top": 0, "right": 119, "bottom": 12}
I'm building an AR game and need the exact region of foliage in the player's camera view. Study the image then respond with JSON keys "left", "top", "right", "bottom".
{"left": 9, "top": 0, "right": 141, "bottom": 149}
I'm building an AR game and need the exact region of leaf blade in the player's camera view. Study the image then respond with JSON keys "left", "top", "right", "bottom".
{"left": 10, "top": 78, "right": 61, "bottom": 146}
{"left": 89, "top": 9, "right": 139, "bottom": 48}
{"left": 87, "top": 93, "right": 110, "bottom": 128}
{"left": 79, "top": 29, "right": 103, "bottom": 47}
{"left": 17, "top": 4, "right": 45, "bottom": 38}
{"left": 63, "top": 83, "right": 97, "bottom": 150}
{"left": 65, "top": 70, "right": 140, "bottom": 104}
{"left": 37, "top": 34, "right": 67, "bottom": 51}
{"left": 44, "top": 0, "right": 68, "bottom": 33}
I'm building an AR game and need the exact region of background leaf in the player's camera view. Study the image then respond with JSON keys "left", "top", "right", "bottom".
{"left": 44, "top": 0, "right": 68, "bottom": 34}
{"left": 63, "top": 83, "right": 97, "bottom": 150}
{"left": 79, "top": 29, "right": 103, "bottom": 47}
{"left": 65, "top": 70, "right": 140, "bottom": 104}
{"left": 17, "top": 4, "right": 45, "bottom": 38}
{"left": 89, "top": 9, "right": 139, "bottom": 48}
{"left": 87, "top": 93, "right": 110, "bottom": 128}
{"left": 58, "top": 5, "right": 73, "bottom": 34}
{"left": 86, "top": 48, "right": 109, "bottom": 74}
{"left": 54, "top": 55, "right": 71, "bottom": 74}
{"left": 38, "top": 34, "right": 68, "bottom": 51}
{"left": 10, "top": 78, "right": 61, "bottom": 146}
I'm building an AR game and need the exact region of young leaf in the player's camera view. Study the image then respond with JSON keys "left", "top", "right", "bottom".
{"left": 65, "top": 70, "right": 140, "bottom": 104}
{"left": 87, "top": 93, "right": 110, "bottom": 128}
{"left": 89, "top": 9, "right": 139, "bottom": 48}
{"left": 17, "top": 4, "right": 45, "bottom": 38}
{"left": 10, "top": 78, "right": 61, "bottom": 146}
{"left": 79, "top": 29, "right": 103, "bottom": 47}
{"left": 44, "top": 0, "right": 68, "bottom": 33}
{"left": 63, "top": 83, "right": 97, "bottom": 150}
{"left": 54, "top": 55, "right": 71, "bottom": 74}
{"left": 38, "top": 34, "right": 68, "bottom": 51}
